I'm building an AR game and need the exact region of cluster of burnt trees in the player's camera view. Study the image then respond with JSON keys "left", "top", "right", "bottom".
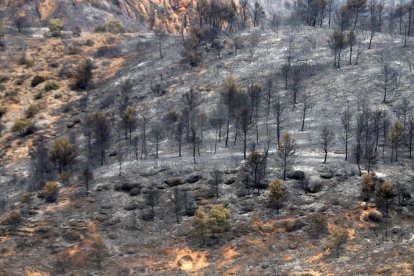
{"left": 26, "top": 52, "right": 414, "bottom": 197}
{"left": 343, "top": 97, "right": 414, "bottom": 176}
{"left": 295, "top": 0, "right": 414, "bottom": 38}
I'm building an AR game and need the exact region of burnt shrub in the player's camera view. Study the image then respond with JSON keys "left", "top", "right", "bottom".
{"left": 95, "top": 45, "right": 121, "bottom": 58}
{"left": 44, "top": 81, "right": 60, "bottom": 92}
{"left": 31, "top": 76, "right": 46, "bottom": 87}
{"left": 71, "top": 59, "right": 93, "bottom": 90}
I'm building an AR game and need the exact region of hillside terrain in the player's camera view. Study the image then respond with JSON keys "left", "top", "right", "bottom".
{"left": 0, "top": 0, "right": 200, "bottom": 31}
{"left": 0, "top": 0, "right": 414, "bottom": 275}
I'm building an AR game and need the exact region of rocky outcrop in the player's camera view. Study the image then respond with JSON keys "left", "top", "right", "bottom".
{"left": 3, "top": 0, "right": 202, "bottom": 32}
{"left": 37, "top": 0, "right": 59, "bottom": 21}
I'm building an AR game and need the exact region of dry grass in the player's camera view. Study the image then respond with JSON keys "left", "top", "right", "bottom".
{"left": 0, "top": 32, "right": 127, "bottom": 164}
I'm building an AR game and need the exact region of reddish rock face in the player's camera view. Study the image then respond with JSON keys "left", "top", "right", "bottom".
{"left": 3, "top": 0, "right": 211, "bottom": 32}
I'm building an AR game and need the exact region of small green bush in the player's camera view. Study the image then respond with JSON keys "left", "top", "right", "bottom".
{"left": 12, "top": 119, "right": 34, "bottom": 136}
{"left": 31, "top": 76, "right": 46, "bottom": 87}
{"left": 34, "top": 92, "right": 43, "bottom": 100}
{"left": 43, "top": 181, "right": 59, "bottom": 203}
{"left": 26, "top": 105, "right": 39, "bottom": 118}
{"left": 106, "top": 19, "right": 125, "bottom": 34}
{"left": 94, "top": 25, "right": 106, "bottom": 33}
{"left": 45, "top": 81, "right": 60, "bottom": 92}
{"left": 18, "top": 54, "right": 34, "bottom": 68}
{"left": 72, "top": 26, "right": 82, "bottom": 37}
{"left": 84, "top": 39, "right": 94, "bottom": 47}
{"left": 0, "top": 21, "right": 4, "bottom": 38}
{"left": 21, "top": 192, "right": 33, "bottom": 204}
{"left": 3, "top": 210, "right": 22, "bottom": 226}
{"left": 0, "top": 106, "right": 6, "bottom": 118}
{"left": 49, "top": 18, "right": 63, "bottom": 37}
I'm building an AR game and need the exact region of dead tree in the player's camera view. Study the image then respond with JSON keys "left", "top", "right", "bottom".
{"left": 301, "top": 92, "right": 313, "bottom": 131}
{"left": 82, "top": 164, "right": 94, "bottom": 195}
{"left": 150, "top": 121, "right": 164, "bottom": 159}
{"left": 273, "top": 92, "right": 287, "bottom": 147}
{"left": 170, "top": 188, "right": 183, "bottom": 223}
{"left": 246, "top": 150, "right": 267, "bottom": 196}
{"left": 290, "top": 64, "right": 305, "bottom": 105}
{"left": 92, "top": 112, "right": 111, "bottom": 166}
{"left": 237, "top": 107, "right": 252, "bottom": 159}
{"left": 210, "top": 170, "right": 223, "bottom": 198}
{"left": 29, "top": 136, "right": 54, "bottom": 191}
{"left": 248, "top": 29, "right": 261, "bottom": 57}
{"left": 320, "top": 125, "right": 335, "bottom": 163}
{"left": 408, "top": 115, "right": 414, "bottom": 158}
{"left": 379, "top": 53, "right": 398, "bottom": 103}
{"left": 341, "top": 104, "right": 352, "bottom": 161}
{"left": 145, "top": 189, "right": 160, "bottom": 220}
{"left": 347, "top": 31, "right": 357, "bottom": 65}
{"left": 329, "top": 31, "right": 347, "bottom": 68}
{"left": 278, "top": 132, "right": 296, "bottom": 180}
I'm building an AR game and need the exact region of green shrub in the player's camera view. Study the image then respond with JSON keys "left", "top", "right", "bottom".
{"left": 95, "top": 45, "right": 120, "bottom": 58}
{"left": 106, "top": 19, "right": 124, "bottom": 34}
{"left": 94, "top": 25, "right": 106, "bottom": 33}
{"left": 72, "top": 59, "right": 93, "bottom": 90}
{"left": 31, "top": 76, "right": 46, "bottom": 87}
{"left": 49, "top": 19, "right": 63, "bottom": 37}
{"left": 12, "top": 119, "right": 34, "bottom": 136}
{"left": 43, "top": 181, "right": 59, "bottom": 203}
{"left": 3, "top": 210, "right": 22, "bottom": 226}
{"left": 21, "top": 192, "right": 33, "bottom": 204}
{"left": 26, "top": 105, "right": 39, "bottom": 118}
{"left": 0, "top": 106, "right": 6, "bottom": 118}
{"left": 45, "top": 81, "right": 60, "bottom": 92}
{"left": 84, "top": 39, "right": 94, "bottom": 47}
{"left": 34, "top": 92, "right": 43, "bottom": 100}
{"left": 72, "top": 26, "right": 82, "bottom": 37}
{"left": 18, "top": 53, "right": 34, "bottom": 68}
{"left": 0, "top": 21, "right": 4, "bottom": 38}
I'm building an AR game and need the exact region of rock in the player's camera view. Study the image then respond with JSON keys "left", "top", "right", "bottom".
{"left": 122, "top": 182, "right": 141, "bottom": 191}
{"left": 284, "top": 218, "right": 305, "bottom": 232}
{"left": 140, "top": 168, "right": 158, "bottom": 177}
{"left": 320, "top": 172, "right": 334, "bottom": 179}
{"left": 236, "top": 189, "right": 248, "bottom": 198}
{"left": 368, "top": 210, "right": 383, "bottom": 222}
{"left": 194, "top": 188, "right": 214, "bottom": 199}
{"left": 95, "top": 214, "right": 109, "bottom": 222}
{"left": 186, "top": 175, "right": 202, "bottom": 184}
{"left": 178, "top": 255, "right": 193, "bottom": 267}
{"left": 259, "top": 225, "right": 274, "bottom": 233}
{"left": 290, "top": 170, "right": 305, "bottom": 180}
{"left": 95, "top": 183, "right": 110, "bottom": 191}
{"left": 239, "top": 199, "right": 255, "bottom": 213}
{"left": 360, "top": 202, "right": 368, "bottom": 210}
{"left": 392, "top": 226, "right": 402, "bottom": 235}
{"left": 34, "top": 120, "right": 51, "bottom": 130}
{"left": 165, "top": 177, "right": 186, "bottom": 187}
{"left": 156, "top": 184, "right": 168, "bottom": 190}
{"left": 106, "top": 217, "right": 121, "bottom": 226}
{"left": 129, "top": 187, "right": 141, "bottom": 196}
{"left": 124, "top": 202, "right": 138, "bottom": 211}
{"left": 64, "top": 230, "right": 82, "bottom": 241}
{"left": 308, "top": 182, "right": 323, "bottom": 193}
{"left": 100, "top": 203, "right": 113, "bottom": 209}
{"left": 289, "top": 241, "right": 298, "bottom": 250}
{"left": 142, "top": 209, "right": 154, "bottom": 221}
{"left": 224, "top": 178, "right": 236, "bottom": 185}
{"left": 114, "top": 183, "right": 123, "bottom": 191}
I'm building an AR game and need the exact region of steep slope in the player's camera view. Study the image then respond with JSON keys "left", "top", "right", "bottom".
{"left": 1, "top": 0, "right": 199, "bottom": 32}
